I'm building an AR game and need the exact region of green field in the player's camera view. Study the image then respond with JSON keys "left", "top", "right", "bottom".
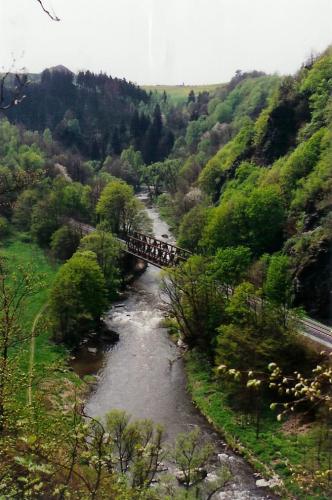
{"left": 0, "top": 235, "right": 69, "bottom": 375}
{"left": 143, "top": 83, "right": 225, "bottom": 103}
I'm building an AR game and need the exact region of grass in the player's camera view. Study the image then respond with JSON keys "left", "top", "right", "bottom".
{"left": 143, "top": 83, "right": 225, "bottom": 103}
{"left": 0, "top": 233, "right": 75, "bottom": 384}
{"left": 156, "top": 194, "right": 179, "bottom": 235}
{"left": 185, "top": 350, "right": 331, "bottom": 499}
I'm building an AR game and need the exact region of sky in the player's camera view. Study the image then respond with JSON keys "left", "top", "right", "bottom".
{"left": 0, "top": 0, "right": 332, "bottom": 85}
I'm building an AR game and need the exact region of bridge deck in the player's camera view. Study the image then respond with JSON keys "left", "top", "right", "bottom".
{"left": 122, "top": 230, "right": 190, "bottom": 268}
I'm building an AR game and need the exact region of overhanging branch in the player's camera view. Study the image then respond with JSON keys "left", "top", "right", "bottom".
{"left": 0, "top": 73, "right": 28, "bottom": 112}
{"left": 36, "top": 0, "right": 60, "bottom": 21}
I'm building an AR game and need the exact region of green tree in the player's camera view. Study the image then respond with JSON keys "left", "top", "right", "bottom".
{"left": 162, "top": 256, "right": 225, "bottom": 351}
{"left": 120, "top": 146, "right": 145, "bottom": 188}
{"left": 280, "top": 128, "right": 326, "bottom": 198}
{"left": 177, "top": 205, "right": 210, "bottom": 252}
{"left": 171, "top": 428, "right": 213, "bottom": 489}
{"left": 12, "top": 189, "right": 38, "bottom": 230}
{"left": 264, "top": 254, "right": 293, "bottom": 311}
{"left": 103, "top": 409, "right": 164, "bottom": 488}
{"left": 60, "top": 182, "right": 92, "bottom": 221}
{"left": 18, "top": 146, "right": 44, "bottom": 172}
{"left": 210, "top": 246, "right": 252, "bottom": 293}
{"left": 142, "top": 159, "right": 180, "bottom": 197}
{"left": 202, "top": 185, "right": 285, "bottom": 255}
{"left": 97, "top": 179, "right": 149, "bottom": 234}
{"left": 96, "top": 179, "right": 134, "bottom": 233}
{"left": 103, "top": 155, "right": 139, "bottom": 190}
{"left": 30, "top": 198, "right": 61, "bottom": 247}
{"left": 199, "top": 122, "right": 254, "bottom": 200}
{"left": 49, "top": 251, "right": 107, "bottom": 344}
{"left": 215, "top": 282, "right": 302, "bottom": 375}
{"left": 42, "top": 127, "right": 53, "bottom": 146}
{"left": 185, "top": 118, "right": 207, "bottom": 153}
{"left": 79, "top": 230, "right": 122, "bottom": 298}
{"left": 50, "top": 225, "right": 81, "bottom": 261}
{"left": 29, "top": 178, "right": 83, "bottom": 247}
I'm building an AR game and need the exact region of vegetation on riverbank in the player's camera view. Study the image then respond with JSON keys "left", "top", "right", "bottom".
{"left": 185, "top": 350, "right": 331, "bottom": 498}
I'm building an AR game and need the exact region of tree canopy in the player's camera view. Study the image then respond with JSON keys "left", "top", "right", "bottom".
{"left": 49, "top": 250, "right": 107, "bottom": 344}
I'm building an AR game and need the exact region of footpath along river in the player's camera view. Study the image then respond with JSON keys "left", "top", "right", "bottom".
{"left": 73, "top": 192, "right": 276, "bottom": 499}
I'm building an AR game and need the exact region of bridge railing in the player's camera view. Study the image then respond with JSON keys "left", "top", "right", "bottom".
{"left": 121, "top": 230, "right": 191, "bottom": 267}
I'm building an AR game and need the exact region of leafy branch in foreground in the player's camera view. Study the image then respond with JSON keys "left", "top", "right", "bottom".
{"left": 217, "top": 357, "right": 332, "bottom": 420}
{"left": 217, "top": 359, "right": 332, "bottom": 494}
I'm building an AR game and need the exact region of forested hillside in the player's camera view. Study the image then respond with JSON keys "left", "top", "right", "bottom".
{"left": 1, "top": 46, "right": 332, "bottom": 498}
{"left": 156, "top": 50, "right": 332, "bottom": 322}
{"left": 6, "top": 66, "right": 174, "bottom": 163}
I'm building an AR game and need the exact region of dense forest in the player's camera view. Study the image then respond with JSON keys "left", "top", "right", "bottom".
{"left": 0, "top": 45, "right": 331, "bottom": 498}
{"left": 6, "top": 66, "right": 174, "bottom": 164}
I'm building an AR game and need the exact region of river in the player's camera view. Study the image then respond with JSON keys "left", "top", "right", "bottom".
{"left": 73, "top": 193, "right": 275, "bottom": 499}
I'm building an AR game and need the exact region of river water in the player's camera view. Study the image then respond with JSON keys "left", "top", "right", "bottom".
{"left": 73, "top": 193, "right": 275, "bottom": 499}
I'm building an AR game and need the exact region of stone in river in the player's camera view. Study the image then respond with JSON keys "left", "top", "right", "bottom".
{"left": 256, "top": 476, "right": 282, "bottom": 488}
{"left": 206, "top": 472, "right": 219, "bottom": 482}
{"left": 217, "top": 453, "right": 230, "bottom": 463}
{"left": 161, "top": 234, "right": 168, "bottom": 238}
{"left": 100, "top": 329, "right": 120, "bottom": 343}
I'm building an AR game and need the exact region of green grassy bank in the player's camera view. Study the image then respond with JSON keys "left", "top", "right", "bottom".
{"left": 185, "top": 351, "right": 330, "bottom": 499}
{"left": 1, "top": 234, "right": 71, "bottom": 378}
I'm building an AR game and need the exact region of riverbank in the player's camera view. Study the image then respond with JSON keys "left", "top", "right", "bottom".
{"left": 185, "top": 349, "right": 329, "bottom": 498}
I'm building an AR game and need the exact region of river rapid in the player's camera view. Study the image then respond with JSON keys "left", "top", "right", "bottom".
{"left": 73, "top": 192, "right": 276, "bottom": 499}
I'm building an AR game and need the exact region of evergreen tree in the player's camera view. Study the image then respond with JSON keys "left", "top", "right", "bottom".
{"left": 111, "top": 128, "right": 122, "bottom": 155}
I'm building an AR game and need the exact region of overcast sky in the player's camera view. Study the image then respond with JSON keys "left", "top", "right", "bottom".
{"left": 1, "top": 0, "right": 332, "bottom": 85}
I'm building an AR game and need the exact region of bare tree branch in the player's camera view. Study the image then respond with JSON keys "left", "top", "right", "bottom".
{"left": 0, "top": 73, "right": 28, "bottom": 112}
{"left": 36, "top": 0, "right": 60, "bottom": 21}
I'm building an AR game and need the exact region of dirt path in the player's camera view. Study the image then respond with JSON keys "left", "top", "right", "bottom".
{"left": 27, "top": 304, "right": 47, "bottom": 406}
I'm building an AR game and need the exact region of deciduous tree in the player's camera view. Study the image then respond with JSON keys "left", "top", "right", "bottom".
{"left": 79, "top": 229, "right": 122, "bottom": 298}
{"left": 49, "top": 250, "right": 107, "bottom": 344}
